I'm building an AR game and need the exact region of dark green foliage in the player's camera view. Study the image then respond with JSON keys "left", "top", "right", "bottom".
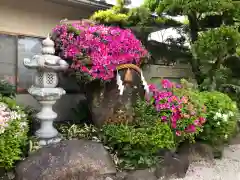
{"left": 220, "top": 82, "right": 240, "bottom": 108}
{"left": 145, "top": 0, "right": 234, "bottom": 15}
{"left": 102, "top": 123, "right": 174, "bottom": 169}
{"left": 192, "top": 26, "right": 240, "bottom": 62}
{"left": 0, "top": 80, "right": 16, "bottom": 97}
{"left": 133, "top": 97, "right": 159, "bottom": 126}
{"left": 127, "top": 6, "right": 153, "bottom": 26}
{"left": 191, "top": 25, "right": 240, "bottom": 90}
{"left": 144, "top": 0, "right": 240, "bottom": 88}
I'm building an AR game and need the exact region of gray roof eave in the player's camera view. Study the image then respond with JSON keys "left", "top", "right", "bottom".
{"left": 68, "top": 0, "right": 112, "bottom": 9}
{"left": 46, "top": 0, "right": 112, "bottom": 10}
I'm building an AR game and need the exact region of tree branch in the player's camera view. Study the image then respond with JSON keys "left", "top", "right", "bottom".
{"left": 197, "top": 13, "right": 202, "bottom": 20}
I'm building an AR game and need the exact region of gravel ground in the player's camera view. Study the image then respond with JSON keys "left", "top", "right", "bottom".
{"left": 170, "top": 144, "right": 240, "bottom": 180}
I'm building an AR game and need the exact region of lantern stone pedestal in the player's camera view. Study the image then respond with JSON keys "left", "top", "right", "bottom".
{"left": 23, "top": 35, "right": 69, "bottom": 146}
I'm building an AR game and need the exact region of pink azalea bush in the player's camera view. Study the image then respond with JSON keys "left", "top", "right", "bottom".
{"left": 52, "top": 21, "right": 148, "bottom": 81}
{"left": 148, "top": 79, "right": 207, "bottom": 143}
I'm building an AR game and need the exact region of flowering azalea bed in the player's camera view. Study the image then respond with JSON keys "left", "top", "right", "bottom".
{"left": 52, "top": 20, "right": 148, "bottom": 81}
{"left": 147, "top": 79, "right": 207, "bottom": 143}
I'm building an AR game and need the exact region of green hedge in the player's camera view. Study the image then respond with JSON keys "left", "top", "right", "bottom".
{"left": 198, "top": 91, "right": 238, "bottom": 146}
{"left": 0, "top": 96, "right": 28, "bottom": 169}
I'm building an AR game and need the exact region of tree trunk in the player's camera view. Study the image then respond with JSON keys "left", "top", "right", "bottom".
{"left": 208, "top": 57, "right": 224, "bottom": 91}
{"left": 188, "top": 12, "right": 204, "bottom": 85}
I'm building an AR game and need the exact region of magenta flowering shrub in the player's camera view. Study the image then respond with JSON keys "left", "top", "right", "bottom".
{"left": 148, "top": 79, "right": 207, "bottom": 143}
{"left": 52, "top": 21, "right": 148, "bottom": 81}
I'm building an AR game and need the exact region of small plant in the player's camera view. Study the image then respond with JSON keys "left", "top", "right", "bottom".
{"left": 0, "top": 96, "right": 28, "bottom": 169}
{"left": 102, "top": 97, "right": 175, "bottom": 169}
{"left": 148, "top": 79, "right": 206, "bottom": 144}
{"left": 28, "top": 137, "right": 41, "bottom": 154}
{"left": 57, "top": 123, "right": 101, "bottom": 142}
{"left": 102, "top": 123, "right": 175, "bottom": 169}
{"left": 0, "top": 79, "right": 16, "bottom": 97}
{"left": 198, "top": 91, "right": 238, "bottom": 146}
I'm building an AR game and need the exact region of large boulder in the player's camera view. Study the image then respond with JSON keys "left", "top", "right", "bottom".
{"left": 124, "top": 169, "right": 157, "bottom": 180}
{"left": 15, "top": 140, "right": 116, "bottom": 180}
{"left": 177, "top": 142, "right": 214, "bottom": 163}
{"left": 155, "top": 151, "right": 189, "bottom": 179}
{"left": 84, "top": 69, "right": 145, "bottom": 127}
{"left": 0, "top": 168, "right": 14, "bottom": 180}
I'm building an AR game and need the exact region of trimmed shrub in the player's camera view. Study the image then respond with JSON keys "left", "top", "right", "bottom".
{"left": 102, "top": 98, "right": 175, "bottom": 169}
{"left": 198, "top": 91, "right": 238, "bottom": 146}
{"left": 0, "top": 96, "right": 28, "bottom": 169}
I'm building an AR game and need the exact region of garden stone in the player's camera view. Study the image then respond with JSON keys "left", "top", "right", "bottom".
{"left": 213, "top": 145, "right": 225, "bottom": 159}
{"left": 124, "top": 169, "right": 157, "bottom": 180}
{"left": 84, "top": 69, "right": 145, "bottom": 127}
{"left": 0, "top": 171, "right": 14, "bottom": 180}
{"left": 229, "top": 133, "right": 240, "bottom": 145}
{"left": 55, "top": 173, "right": 116, "bottom": 180}
{"left": 105, "top": 177, "right": 114, "bottom": 180}
{"left": 0, "top": 168, "right": 4, "bottom": 179}
{"left": 15, "top": 140, "right": 116, "bottom": 180}
{"left": 0, "top": 168, "right": 14, "bottom": 180}
{"left": 155, "top": 151, "right": 189, "bottom": 179}
{"left": 115, "top": 172, "right": 128, "bottom": 180}
{"left": 178, "top": 142, "right": 214, "bottom": 163}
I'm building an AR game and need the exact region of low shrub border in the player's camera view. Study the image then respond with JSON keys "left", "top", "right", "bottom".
{"left": 0, "top": 96, "right": 28, "bottom": 170}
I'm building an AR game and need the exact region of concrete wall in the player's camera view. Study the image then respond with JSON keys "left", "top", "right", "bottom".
{"left": 0, "top": 0, "right": 94, "bottom": 37}
{"left": 143, "top": 64, "right": 194, "bottom": 89}
{"left": 143, "top": 64, "right": 194, "bottom": 81}
{"left": 0, "top": 0, "right": 93, "bottom": 121}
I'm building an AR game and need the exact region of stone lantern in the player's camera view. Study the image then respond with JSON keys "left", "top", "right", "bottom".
{"left": 23, "top": 35, "right": 69, "bottom": 145}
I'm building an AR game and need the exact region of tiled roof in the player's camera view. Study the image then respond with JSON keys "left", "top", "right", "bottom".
{"left": 93, "top": 0, "right": 111, "bottom": 6}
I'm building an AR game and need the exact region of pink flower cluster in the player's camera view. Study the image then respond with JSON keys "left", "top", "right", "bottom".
{"left": 148, "top": 79, "right": 206, "bottom": 137}
{"left": 52, "top": 21, "right": 148, "bottom": 80}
